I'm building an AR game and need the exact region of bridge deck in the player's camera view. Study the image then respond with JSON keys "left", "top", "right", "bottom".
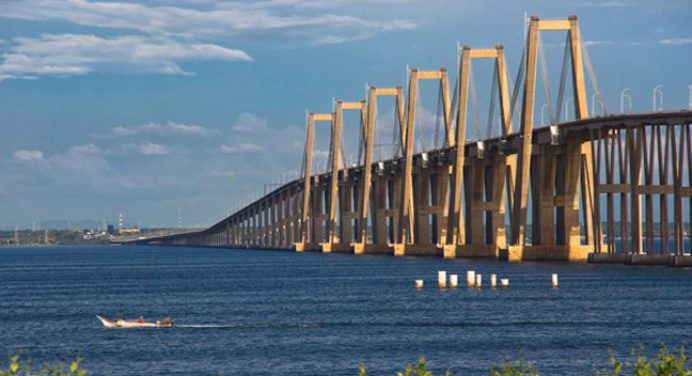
{"left": 133, "top": 111, "right": 692, "bottom": 267}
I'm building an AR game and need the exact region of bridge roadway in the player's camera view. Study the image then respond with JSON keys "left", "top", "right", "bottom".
{"left": 133, "top": 110, "right": 692, "bottom": 266}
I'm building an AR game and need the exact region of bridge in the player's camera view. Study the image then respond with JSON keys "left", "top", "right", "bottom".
{"left": 134, "top": 15, "right": 692, "bottom": 266}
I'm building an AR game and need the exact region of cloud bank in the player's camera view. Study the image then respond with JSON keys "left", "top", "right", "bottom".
{"left": 109, "top": 121, "right": 218, "bottom": 138}
{"left": 0, "top": 0, "right": 415, "bottom": 80}
{"left": 0, "top": 34, "right": 251, "bottom": 81}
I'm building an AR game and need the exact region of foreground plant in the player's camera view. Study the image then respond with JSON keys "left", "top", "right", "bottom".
{"left": 489, "top": 356, "right": 540, "bottom": 376}
{"left": 358, "top": 357, "right": 450, "bottom": 376}
{"left": 1, "top": 355, "right": 86, "bottom": 376}
{"left": 596, "top": 343, "right": 690, "bottom": 376}
{"left": 357, "top": 343, "right": 689, "bottom": 376}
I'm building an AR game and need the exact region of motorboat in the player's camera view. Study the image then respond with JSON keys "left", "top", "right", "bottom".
{"left": 96, "top": 315, "right": 173, "bottom": 328}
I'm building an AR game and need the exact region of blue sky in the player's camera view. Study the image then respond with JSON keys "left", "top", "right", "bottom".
{"left": 0, "top": 0, "right": 690, "bottom": 229}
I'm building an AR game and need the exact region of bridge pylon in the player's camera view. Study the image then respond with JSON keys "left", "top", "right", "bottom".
{"left": 507, "top": 15, "right": 596, "bottom": 261}
{"left": 393, "top": 68, "right": 453, "bottom": 257}
{"left": 353, "top": 86, "right": 407, "bottom": 255}
{"left": 442, "top": 45, "right": 514, "bottom": 259}
{"left": 296, "top": 112, "right": 334, "bottom": 252}
{"left": 321, "top": 100, "right": 366, "bottom": 253}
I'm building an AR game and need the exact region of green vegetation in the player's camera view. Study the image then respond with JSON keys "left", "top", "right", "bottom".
{"left": 489, "top": 356, "right": 540, "bottom": 376}
{"left": 1, "top": 356, "right": 86, "bottom": 376}
{"left": 356, "top": 344, "right": 689, "bottom": 375}
{"left": 596, "top": 344, "right": 690, "bottom": 376}
{"left": 356, "top": 357, "right": 537, "bottom": 376}
{"left": 358, "top": 357, "right": 451, "bottom": 376}
{"left": 3, "top": 344, "right": 688, "bottom": 375}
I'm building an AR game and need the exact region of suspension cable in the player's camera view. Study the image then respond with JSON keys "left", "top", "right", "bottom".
{"left": 450, "top": 66, "right": 460, "bottom": 145}
{"left": 328, "top": 119, "right": 335, "bottom": 172}
{"left": 537, "top": 32, "right": 556, "bottom": 125}
{"left": 340, "top": 122, "right": 347, "bottom": 170}
{"left": 300, "top": 115, "right": 307, "bottom": 179}
{"left": 392, "top": 102, "right": 401, "bottom": 158}
{"left": 555, "top": 33, "right": 570, "bottom": 123}
{"left": 469, "top": 60, "right": 482, "bottom": 141}
{"left": 373, "top": 99, "right": 382, "bottom": 161}
{"left": 582, "top": 42, "right": 608, "bottom": 115}
{"left": 357, "top": 108, "right": 365, "bottom": 166}
{"left": 341, "top": 143, "right": 347, "bottom": 169}
{"left": 434, "top": 83, "right": 443, "bottom": 150}
{"left": 509, "top": 46, "right": 526, "bottom": 128}
{"left": 416, "top": 83, "right": 426, "bottom": 153}
{"left": 486, "top": 60, "right": 499, "bottom": 139}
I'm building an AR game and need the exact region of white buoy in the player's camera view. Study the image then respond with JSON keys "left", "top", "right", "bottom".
{"left": 438, "top": 271, "right": 447, "bottom": 289}
{"left": 475, "top": 274, "right": 482, "bottom": 288}
{"left": 551, "top": 273, "right": 559, "bottom": 288}
{"left": 500, "top": 278, "right": 509, "bottom": 288}
{"left": 490, "top": 274, "right": 497, "bottom": 288}
{"left": 415, "top": 279, "right": 424, "bottom": 289}
{"left": 449, "top": 274, "right": 459, "bottom": 288}
{"left": 466, "top": 270, "right": 476, "bottom": 287}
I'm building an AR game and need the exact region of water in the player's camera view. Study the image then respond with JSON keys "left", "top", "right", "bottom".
{"left": 1, "top": 246, "right": 691, "bottom": 375}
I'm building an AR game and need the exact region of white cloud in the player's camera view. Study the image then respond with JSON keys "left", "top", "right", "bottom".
{"left": 218, "top": 143, "right": 264, "bottom": 153}
{"left": 576, "top": 1, "right": 635, "bottom": 7}
{"left": 166, "top": 122, "right": 216, "bottom": 136}
{"left": 0, "top": 0, "right": 414, "bottom": 44}
{"left": 541, "top": 40, "right": 612, "bottom": 49}
{"left": 584, "top": 40, "right": 613, "bottom": 47}
{"left": 660, "top": 38, "right": 692, "bottom": 46}
{"left": 223, "top": 0, "right": 415, "bottom": 10}
{"left": 112, "top": 123, "right": 159, "bottom": 137}
{"left": 137, "top": 142, "right": 169, "bottom": 155}
{"left": 67, "top": 143, "right": 103, "bottom": 155}
{"left": 13, "top": 149, "right": 45, "bottom": 163}
{"left": 231, "top": 113, "right": 269, "bottom": 132}
{"left": 0, "top": 0, "right": 414, "bottom": 81}
{"left": 53, "top": 144, "right": 109, "bottom": 173}
{"left": 0, "top": 34, "right": 251, "bottom": 81}
{"left": 110, "top": 121, "right": 217, "bottom": 137}
{"left": 0, "top": 113, "right": 309, "bottom": 227}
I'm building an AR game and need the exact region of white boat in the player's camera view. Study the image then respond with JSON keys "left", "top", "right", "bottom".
{"left": 96, "top": 315, "right": 172, "bottom": 328}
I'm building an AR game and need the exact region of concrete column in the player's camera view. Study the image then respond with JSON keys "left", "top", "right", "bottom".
{"left": 415, "top": 170, "right": 431, "bottom": 246}
{"left": 538, "top": 146, "right": 556, "bottom": 247}
{"left": 491, "top": 157, "right": 509, "bottom": 250}
{"left": 564, "top": 144, "right": 584, "bottom": 249}
{"left": 469, "top": 158, "right": 485, "bottom": 246}
{"left": 339, "top": 179, "right": 353, "bottom": 245}
{"left": 435, "top": 166, "right": 450, "bottom": 246}
{"left": 374, "top": 174, "right": 388, "bottom": 246}
{"left": 313, "top": 184, "right": 324, "bottom": 245}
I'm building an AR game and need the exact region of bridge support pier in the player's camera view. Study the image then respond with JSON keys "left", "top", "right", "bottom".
{"left": 443, "top": 154, "right": 508, "bottom": 259}
{"left": 393, "top": 165, "right": 447, "bottom": 257}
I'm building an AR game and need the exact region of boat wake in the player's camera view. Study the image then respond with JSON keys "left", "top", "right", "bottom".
{"left": 176, "top": 323, "right": 320, "bottom": 329}
{"left": 176, "top": 324, "right": 233, "bottom": 328}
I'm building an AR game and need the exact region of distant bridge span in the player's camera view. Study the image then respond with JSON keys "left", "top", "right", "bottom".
{"left": 133, "top": 16, "right": 692, "bottom": 266}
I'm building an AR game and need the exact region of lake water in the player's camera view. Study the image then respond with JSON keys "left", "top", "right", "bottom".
{"left": 1, "top": 246, "right": 691, "bottom": 375}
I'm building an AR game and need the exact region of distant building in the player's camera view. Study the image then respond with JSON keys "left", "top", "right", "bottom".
{"left": 107, "top": 224, "right": 115, "bottom": 235}
{"left": 118, "top": 228, "right": 140, "bottom": 235}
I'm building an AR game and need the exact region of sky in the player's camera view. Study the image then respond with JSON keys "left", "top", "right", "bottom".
{"left": 0, "top": 0, "right": 690, "bottom": 229}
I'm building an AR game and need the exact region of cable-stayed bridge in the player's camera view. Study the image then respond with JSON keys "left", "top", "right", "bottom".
{"left": 133, "top": 15, "right": 692, "bottom": 266}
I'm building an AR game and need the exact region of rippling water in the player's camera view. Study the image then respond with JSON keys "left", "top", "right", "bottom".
{"left": 1, "top": 246, "right": 690, "bottom": 375}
